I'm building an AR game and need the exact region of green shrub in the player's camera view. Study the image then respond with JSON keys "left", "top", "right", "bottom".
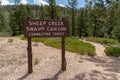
{"left": 21, "top": 36, "right": 47, "bottom": 43}
{"left": 33, "top": 43, "right": 39, "bottom": 46}
{"left": 44, "top": 37, "right": 96, "bottom": 56}
{"left": 0, "top": 32, "right": 12, "bottom": 37}
{"left": 8, "top": 39, "right": 14, "bottom": 43}
{"left": 21, "top": 37, "right": 96, "bottom": 56}
{"left": 34, "top": 58, "right": 39, "bottom": 65}
{"left": 105, "top": 46, "right": 120, "bottom": 57}
{"left": 86, "top": 37, "right": 119, "bottom": 45}
{"left": 32, "top": 38, "right": 47, "bottom": 42}
{"left": 65, "top": 38, "right": 96, "bottom": 56}
{"left": 21, "top": 35, "right": 26, "bottom": 40}
{"left": 44, "top": 38, "right": 61, "bottom": 49}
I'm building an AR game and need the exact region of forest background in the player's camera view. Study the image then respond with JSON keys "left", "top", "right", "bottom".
{"left": 0, "top": 0, "right": 120, "bottom": 42}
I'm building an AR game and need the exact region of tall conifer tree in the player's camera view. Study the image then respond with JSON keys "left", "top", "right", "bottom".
{"left": 67, "top": 0, "right": 78, "bottom": 36}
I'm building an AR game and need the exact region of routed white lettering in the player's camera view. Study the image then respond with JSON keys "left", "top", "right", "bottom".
{"left": 26, "top": 27, "right": 29, "bottom": 31}
{"left": 48, "top": 21, "right": 64, "bottom": 26}
{"left": 29, "top": 21, "right": 39, "bottom": 26}
{"left": 26, "top": 27, "right": 45, "bottom": 31}
{"left": 29, "top": 21, "right": 32, "bottom": 25}
{"left": 29, "top": 27, "right": 34, "bottom": 31}
{"left": 53, "top": 32, "right": 64, "bottom": 36}
{"left": 47, "top": 27, "right": 66, "bottom": 31}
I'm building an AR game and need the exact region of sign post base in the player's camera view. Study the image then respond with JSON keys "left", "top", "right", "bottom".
{"left": 61, "top": 36, "right": 66, "bottom": 71}
{"left": 27, "top": 38, "right": 33, "bottom": 73}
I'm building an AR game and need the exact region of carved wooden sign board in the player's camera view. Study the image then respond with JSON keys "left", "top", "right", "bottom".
{"left": 23, "top": 18, "right": 68, "bottom": 73}
{"left": 24, "top": 19, "right": 68, "bottom": 37}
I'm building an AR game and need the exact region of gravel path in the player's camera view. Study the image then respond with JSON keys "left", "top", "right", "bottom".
{"left": 0, "top": 37, "right": 120, "bottom": 80}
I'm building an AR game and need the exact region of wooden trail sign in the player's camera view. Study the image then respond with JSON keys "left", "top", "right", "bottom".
{"left": 23, "top": 18, "right": 68, "bottom": 73}
{"left": 24, "top": 19, "right": 68, "bottom": 37}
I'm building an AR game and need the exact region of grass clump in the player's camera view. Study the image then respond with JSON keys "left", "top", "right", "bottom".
{"left": 40, "top": 37, "right": 95, "bottom": 56}
{"left": 21, "top": 36, "right": 47, "bottom": 43}
{"left": 33, "top": 43, "right": 39, "bottom": 46}
{"left": 34, "top": 58, "right": 39, "bottom": 65}
{"left": 105, "top": 46, "right": 120, "bottom": 57}
{"left": 8, "top": 39, "right": 14, "bottom": 43}
{"left": 21, "top": 36, "right": 96, "bottom": 56}
{"left": 86, "top": 37, "right": 119, "bottom": 45}
{"left": 0, "top": 32, "right": 12, "bottom": 37}
{"left": 44, "top": 38, "right": 61, "bottom": 49}
{"left": 32, "top": 38, "right": 47, "bottom": 42}
{"left": 65, "top": 38, "right": 96, "bottom": 56}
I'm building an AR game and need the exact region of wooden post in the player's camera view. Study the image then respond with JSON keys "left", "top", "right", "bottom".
{"left": 27, "top": 37, "right": 33, "bottom": 73}
{"left": 61, "top": 36, "right": 66, "bottom": 71}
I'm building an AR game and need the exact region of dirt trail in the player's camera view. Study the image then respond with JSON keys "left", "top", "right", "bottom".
{"left": 0, "top": 37, "right": 120, "bottom": 80}
{"left": 82, "top": 40, "right": 106, "bottom": 57}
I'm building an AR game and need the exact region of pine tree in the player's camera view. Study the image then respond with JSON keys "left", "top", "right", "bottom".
{"left": 85, "top": 1, "right": 94, "bottom": 37}
{"left": 39, "top": 4, "right": 45, "bottom": 19}
{"left": 9, "top": 6, "right": 19, "bottom": 36}
{"left": 0, "top": 3, "right": 7, "bottom": 32}
{"left": 111, "top": 0, "right": 120, "bottom": 41}
{"left": 47, "top": 0, "right": 60, "bottom": 19}
{"left": 78, "top": 8, "right": 85, "bottom": 38}
{"left": 10, "top": 3, "right": 34, "bottom": 36}
{"left": 67, "top": 0, "right": 78, "bottom": 36}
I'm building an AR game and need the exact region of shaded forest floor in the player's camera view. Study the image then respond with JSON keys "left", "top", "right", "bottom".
{"left": 0, "top": 37, "right": 120, "bottom": 80}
